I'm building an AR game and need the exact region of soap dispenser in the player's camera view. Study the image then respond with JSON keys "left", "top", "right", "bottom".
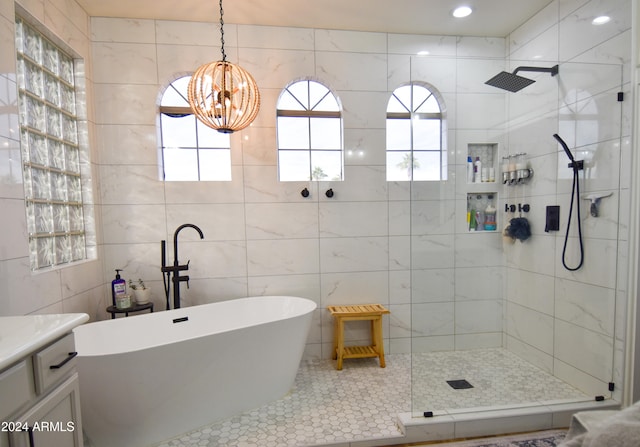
{"left": 111, "top": 269, "right": 126, "bottom": 306}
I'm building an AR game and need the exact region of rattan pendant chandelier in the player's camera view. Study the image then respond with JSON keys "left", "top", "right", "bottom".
{"left": 187, "top": 0, "right": 260, "bottom": 133}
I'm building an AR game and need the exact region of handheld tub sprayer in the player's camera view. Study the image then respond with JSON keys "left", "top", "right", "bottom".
{"left": 553, "top": 134, "right": 584, "bottom": 271}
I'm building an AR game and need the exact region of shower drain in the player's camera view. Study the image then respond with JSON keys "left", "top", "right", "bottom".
{"left": 446, "top": 379, "right": 474, "bottom": 390}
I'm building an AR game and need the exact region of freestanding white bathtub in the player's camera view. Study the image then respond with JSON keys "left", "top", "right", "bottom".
{"left": 73, "top": 295, "right": 316, "bottom": 447}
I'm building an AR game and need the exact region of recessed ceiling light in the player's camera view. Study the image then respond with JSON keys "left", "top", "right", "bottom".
{"left": 592, "top": 15, "right": 611, "bottom": 25}
{"left": 417, "top": 50, "right": 430, "bottom": 56}
{"left": 452, "top": 6, "right": 473, "bottom": 18}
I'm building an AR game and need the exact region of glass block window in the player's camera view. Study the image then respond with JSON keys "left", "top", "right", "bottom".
{"left": 277, "top": 80, "right": 343, "bottom": 181}
{"left": 16, "top": 17, "right": 88, "bottom": 270}
{"left": 159, "top": 76, "right": 231, "bottom": 181}
{"left": 386, "top": 82, "right": 447, "bottom": 181}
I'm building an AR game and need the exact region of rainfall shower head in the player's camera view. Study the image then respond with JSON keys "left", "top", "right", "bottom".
{"left": 485, "top": 65, "right": 559, "bottom": 92}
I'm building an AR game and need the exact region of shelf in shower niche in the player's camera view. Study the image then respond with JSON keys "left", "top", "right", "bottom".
{"left": 465, "top": 182, "right": 498, "bottom": 193}
{"left": 467, "top": 192, "right": 498, "bottom": 233}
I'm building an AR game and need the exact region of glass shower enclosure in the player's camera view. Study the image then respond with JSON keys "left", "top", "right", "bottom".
{"left": 407, "top": 58, "right": 627, "bottom": 417}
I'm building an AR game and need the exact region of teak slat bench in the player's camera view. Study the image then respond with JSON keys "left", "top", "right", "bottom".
{"left": 327, "top": 304, "right": 390, "bottom": 370}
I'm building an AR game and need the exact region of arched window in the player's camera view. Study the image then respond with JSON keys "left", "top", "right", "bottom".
{"left": 159, "top": 75, "right": 231, "bottom": 181}
{"left": 386, "top": 82, "right": 446, "bottom": 181}
{"left": 276, "top": 79, "right": 343, "bottom": 181}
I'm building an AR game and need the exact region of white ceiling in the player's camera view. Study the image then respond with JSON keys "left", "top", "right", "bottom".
{"left": 76, "top": 0, "right": 554, "bottom": 37}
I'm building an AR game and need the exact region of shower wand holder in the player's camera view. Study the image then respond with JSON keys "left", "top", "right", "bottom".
{"left": 568, "top": 160, "right": 584, "bottom": 170}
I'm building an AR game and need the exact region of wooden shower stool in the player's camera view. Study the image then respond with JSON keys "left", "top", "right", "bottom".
{"left": 328, "top": 304, "right": 390, "bottom": 370}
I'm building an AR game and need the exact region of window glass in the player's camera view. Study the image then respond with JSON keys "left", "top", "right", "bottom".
{"left": 278, "top": 150, "right": 311, "bottom": 181}
{"left": 277, "top": 80, "right": 343, "bottom": 181}
{"left": 310, "top": 118, "right": 341, "bottom": 149}
{"left": 161, "top": 115, "right": 197, "bottom": 148}
{"left": 162, "top": 148, "right": 199, "bottom": 181}
{"left": 386, "top": 82, "right": 446, "bottom": 181}
{"left": 413, "top": 119, "right": 440, "bottom": 150}
{"left": 277, "top": 117, "right": 310, "bottom": 149}
{"left": 159, "top": 75, "right": 231, "bottom": 181}
{"left": 16, "top": 16, "right": 90, "bottom": 270}
{"left": 386, "top": 119, "right": 411, "bottom": 150}
{"left": 413, "top": 151, "right": 442, "bottom": 181}
{"left": 311, "top": 151, "right": 342, "bottom": 180}
{"left": 197, "top": 121, "right": 231, "bottom": 147}
{"left": 386, "top": 151, "right": 413, "bottom": 181}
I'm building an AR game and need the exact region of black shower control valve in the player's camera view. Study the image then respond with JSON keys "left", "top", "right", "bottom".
{"left": 325, "top": 188, "right": 334, "bottom": 198}
{"left": 519, "top": 204, "right": 530, "bottom": 213}
{"left": 545, "top": 206, "right": 560, "bottom": 232}
{"left": 301, "top": 187, "right": 310, "bottom": 198}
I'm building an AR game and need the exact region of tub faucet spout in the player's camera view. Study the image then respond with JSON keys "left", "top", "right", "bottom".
{"left": 162, "top": 224, "right": 204, "bottom": 310}
{"left": 173, "top": 224, "right": 204, "bottom": 266}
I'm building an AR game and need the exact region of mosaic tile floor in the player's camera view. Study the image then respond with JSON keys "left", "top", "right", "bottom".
{"left": 411, "top": 349, "right": 590, "bottom": 414}
{"left": 155, "top": 349, "right": 589, "bottom": 447}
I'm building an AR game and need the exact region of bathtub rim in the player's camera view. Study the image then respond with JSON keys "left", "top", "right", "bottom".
{"left": 74, "top": 295, "right": 317, "bottom": 358}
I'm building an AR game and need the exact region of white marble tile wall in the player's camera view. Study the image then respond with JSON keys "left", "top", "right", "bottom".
{"left": 90, "top": 16, "right": 519, "bottom": 360}
{"left": 0, "top": 0, "right": 104, "bottom": 318}
{"left": 503, "top": 0, "right": 632, "bottom": 398}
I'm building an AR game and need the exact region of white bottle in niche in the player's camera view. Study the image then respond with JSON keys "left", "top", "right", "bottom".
{"left": 474, "top": 157, "right": 482, "bottom": 183}
{"left": 467, "top": 156, "right": 474, "bottom": 183}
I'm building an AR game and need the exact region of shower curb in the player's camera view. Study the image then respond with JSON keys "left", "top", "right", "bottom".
{"left": 394, "top": 400, "right": 620, "bottom": 445}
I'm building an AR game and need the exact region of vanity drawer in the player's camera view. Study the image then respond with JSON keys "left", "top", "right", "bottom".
{"left": 0, "top": 359, "right": 35, "bottom": 421}
{"left": 33, "top": 333, "right": 77, "bottom": 394}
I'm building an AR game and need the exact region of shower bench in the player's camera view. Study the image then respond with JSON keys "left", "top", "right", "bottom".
{"left": 328, "top": 304, "right": 389, "bottom": 370}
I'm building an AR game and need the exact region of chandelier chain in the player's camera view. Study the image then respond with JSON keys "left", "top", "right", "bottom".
{"left": 219, "top": 0, "right": 226, "bottom": 61}
{"left": 188, "top": 0, "right": 260, "bottom": 133}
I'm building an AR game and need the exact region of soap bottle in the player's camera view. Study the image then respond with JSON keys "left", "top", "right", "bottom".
{"left": 111, "top": 269, "right": 126, "bottom": 306}
{"left": 467, "top": 156, "right": 474, "bottom": 183}
{"left": 474, "top": 157, "right": 482, "bottom": 183}
{"left": 484, "top": 204, "right": 497, "bottom": 231}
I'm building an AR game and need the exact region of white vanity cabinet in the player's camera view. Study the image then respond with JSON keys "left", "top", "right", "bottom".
{"left": 0, "top": 314, "right": 88, "bottom": 447}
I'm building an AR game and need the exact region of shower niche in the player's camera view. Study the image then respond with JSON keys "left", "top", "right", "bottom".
{"left": 467, "top": 143, "right": 497, "bottom": 184}
{"left": 467, "top": 193, "right": 497, "bottom": 232}
{"left": 466, "top": 143, "right": 498, "bottom": 232}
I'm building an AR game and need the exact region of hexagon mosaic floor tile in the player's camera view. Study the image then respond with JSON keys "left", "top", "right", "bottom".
{"left": 154, "top": 349, "right": 589, "bottom": 447}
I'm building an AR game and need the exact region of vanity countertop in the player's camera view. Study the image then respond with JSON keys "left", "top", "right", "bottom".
{"left": 0, "top": 313, "right": 89, "bottom": 370}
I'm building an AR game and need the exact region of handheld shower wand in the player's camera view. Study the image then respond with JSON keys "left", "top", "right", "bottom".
{"left": 553, "top": 133, "right": 584, "bottom": 171}
{"left": 553, "top": 134, "right": 584, "bottom": 271}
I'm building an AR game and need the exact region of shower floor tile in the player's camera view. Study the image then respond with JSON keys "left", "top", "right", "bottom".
{"left": 154, "top": 348, "right": 588, "bottom": 447}
{"left": 411, "top": 349, "right": 590, "bottom": 414}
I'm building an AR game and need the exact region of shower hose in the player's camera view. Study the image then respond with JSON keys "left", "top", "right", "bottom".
{"left": 563, "top": 161, "right": 584, "bottom": 271}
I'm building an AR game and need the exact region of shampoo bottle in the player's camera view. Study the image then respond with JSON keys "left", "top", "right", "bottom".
{"left": 111, "top": 269, "right": 126, "bottom": 306}
{"left": 467, "top": 156, "right": 474, "bottom": 183}
{"left": 474, "top": 157, "right": 482, "bottom": 183}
